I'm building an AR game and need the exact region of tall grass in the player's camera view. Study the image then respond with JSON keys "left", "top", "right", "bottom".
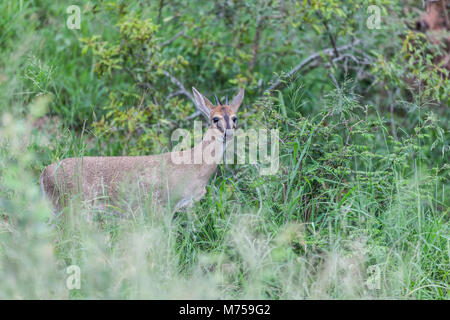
{"left": 1, "top": 91, "right": 448, "bottom": 299}
{"left": 0, "top": 1, "right": 448, "bottom": 300}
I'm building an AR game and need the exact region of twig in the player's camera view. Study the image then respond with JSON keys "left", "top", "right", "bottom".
{"left": 265, "top": 40, "right": 360, "bottom": 93}
{"left": 316, "top": 11, "right": 339, "bottom": 58}
{"left": 323, "top": 21, "right": 339, "bottom": 58}
{"left": 332, "top": 53, "right": 360, "bottom": 65}
{"left": 160, "top": 30, "right": 186, "bottom": 48}
{"left": 186, "top": 110, "right": 202, "bottom": 120}
{"left": 161, "top": 70, "right": 205, "bottom": 120}
{"left": 249, "top": 15, "right": 265, "bottom": 73}
{"left": 165, "top": 90, "right": 184, "bottom": 102}
{"left": 161, "top": 70, "right": 194, "bottom": 102}
{"left": 158, "top": 0, "right": 165, "bottom": 25}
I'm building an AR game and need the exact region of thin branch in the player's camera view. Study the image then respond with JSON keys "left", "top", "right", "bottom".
{"left": 158, "top": 0, "right": 165, "bottom": 25}
{"left": 322, "top": 20, "right": 339, "bottom": 58}
{"left": 265, "top": 40, "right": 360, "bottom": 93}
{"left": 165, "top": 90, "right": 184, "bottom": 102}
{"left": 186, "top": 110, "right": 202, "bottom": 120}
{"left": 161, "top": 70, "right": 204, "bottom": 120}
{"left": 315, "top": 10, "right": 339, "bottom": 58}
{"left": 249, "top": 15, "right": 265, "bottom": 73}
{"left": 161, "top": 70, "right": 194, "bottom": 103}
{"left": 160, "top": 30, "right": 186, "bottom": 48}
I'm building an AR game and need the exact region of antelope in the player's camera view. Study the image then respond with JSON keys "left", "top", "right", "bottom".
{"left": 40, "top": 87, "right": 244, "bottom": 213}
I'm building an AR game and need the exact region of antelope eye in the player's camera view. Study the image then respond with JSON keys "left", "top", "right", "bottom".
{"left": 213, "top": 117, "right": 220, "bottom": 123}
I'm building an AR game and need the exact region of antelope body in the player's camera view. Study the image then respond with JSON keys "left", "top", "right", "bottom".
{"left": 40, "top": 87, "right": 244, "bottom": 212}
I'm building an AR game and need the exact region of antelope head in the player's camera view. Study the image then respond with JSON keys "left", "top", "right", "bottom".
{"left": 192, "top": 87, "right": 245, "bottom": 143}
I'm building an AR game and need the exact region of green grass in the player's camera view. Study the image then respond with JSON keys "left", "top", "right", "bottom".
{"left": 0, "top": 0, "right": 448, "bottom": 299}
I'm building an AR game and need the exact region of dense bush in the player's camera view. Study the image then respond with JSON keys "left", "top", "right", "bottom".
{"left": 0, "top": 0, "right": 448, "bottom": 299}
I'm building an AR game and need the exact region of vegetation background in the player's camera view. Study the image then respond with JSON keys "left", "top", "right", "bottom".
{"left": 0, "top": 0, "right": 448, "bottom": 299}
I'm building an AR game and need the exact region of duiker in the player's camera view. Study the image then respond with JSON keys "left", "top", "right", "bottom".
{"left": 40, "top": 88, "right": 244, "bottom": 212}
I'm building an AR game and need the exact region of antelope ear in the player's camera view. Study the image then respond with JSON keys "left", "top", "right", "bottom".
{"left": 230, "top": 88, "right": 244, "bottom": 113}
{"left": 192, "top": 87, "right": 214, "bottom": 119}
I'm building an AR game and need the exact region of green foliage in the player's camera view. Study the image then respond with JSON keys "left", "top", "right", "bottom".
{"left": 0, "top": 0, "right": 448, "bottom": 299}
{"left": 373, "top": 30, "right": 450, "bottom": 103}
{"left": 81, "top": 10, "right": 195, "bottom": 155}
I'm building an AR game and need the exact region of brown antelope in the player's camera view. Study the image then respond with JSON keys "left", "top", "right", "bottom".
{"left": 40, "top": 87, "right": 244, "bottom": 212}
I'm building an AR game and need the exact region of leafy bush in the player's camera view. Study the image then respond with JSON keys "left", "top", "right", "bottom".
{"left": 0, "top": 0, "right": 448, "bottom": 299}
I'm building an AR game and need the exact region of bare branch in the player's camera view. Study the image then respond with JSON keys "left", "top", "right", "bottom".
{"left": 314, "top": 10, "right": 339, "bottom": 58}
{"left": 160, "top": 30, "right": 186, "bottom": 48}
{"left": 165, "top": 90, "right": 184, "bottom": 102}
{"left": 186, "top": 110, "right": 202, "bottom": 120}
{"left": 161, "top": 70, "right": 194, "bottom": 103}
{"left": 161, "top": 70, "right": 204, "bottom": 120}
{"left": 265, "top": 40, "right": 360, "bottom": 93}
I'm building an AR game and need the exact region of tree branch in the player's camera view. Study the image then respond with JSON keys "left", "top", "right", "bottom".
{"left": 265, "top": 40, "right": 360, "bottom": 93}
{"left": 161, "top": 70, "right": 205, "bottom": 120}
{"left": 160, "top": 30, "right": 186, "bottom": 48}
{"left": 161, "top": 70, "right": 194, "bottom": 103}
{"left": 249, "top": 15, "right": 265, "bottom": 73}
{"left": 158, "top": 0, "right": 165, "bottom": 25}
